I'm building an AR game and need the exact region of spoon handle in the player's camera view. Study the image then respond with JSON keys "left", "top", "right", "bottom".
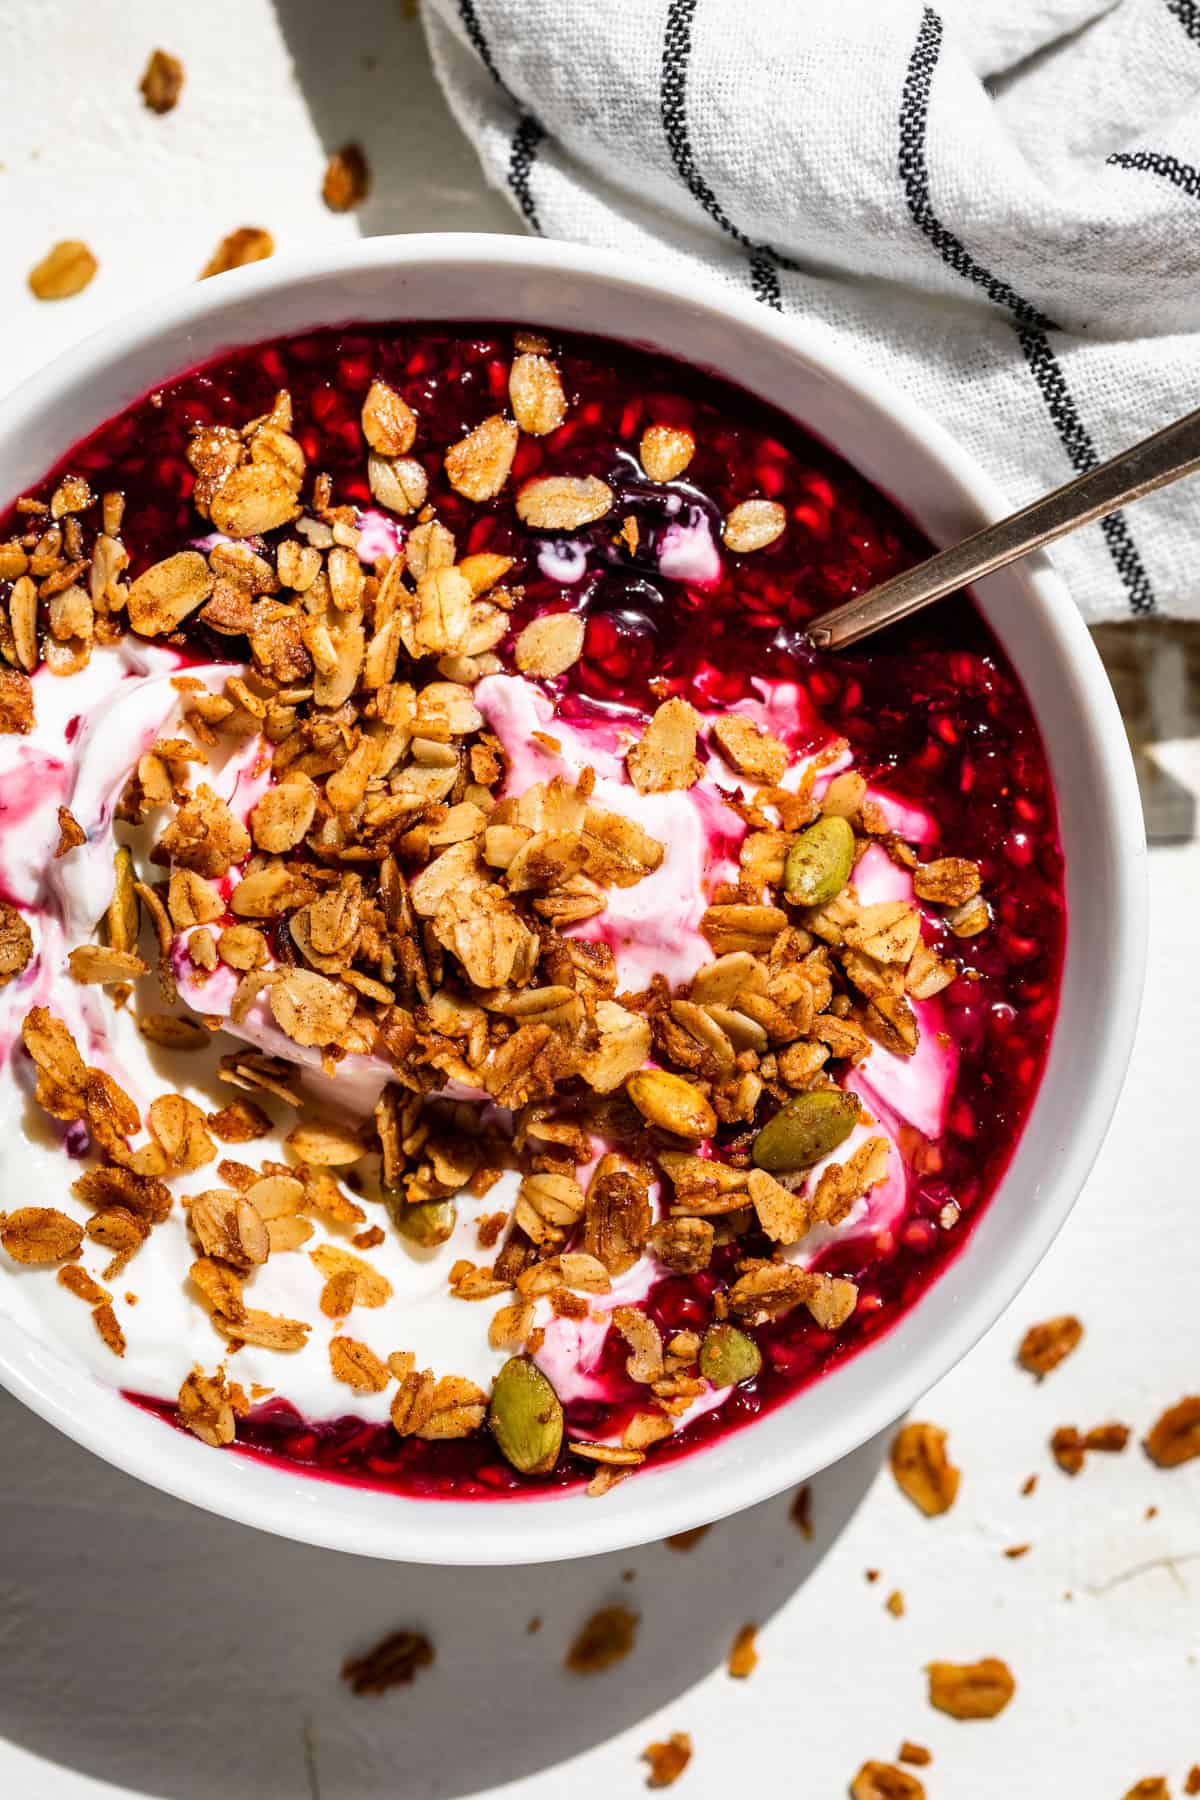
{"left": 805, "top": 404, "right": 1200, "bottom": 651}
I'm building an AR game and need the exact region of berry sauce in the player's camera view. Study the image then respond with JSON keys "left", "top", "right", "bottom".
{"left": 2, "top": 322, "right": 1065, "bottom": 1501}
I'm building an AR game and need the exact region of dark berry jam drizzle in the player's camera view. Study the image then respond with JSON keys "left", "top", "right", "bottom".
{"left": 0, "top": 322, "right": 1064, "bottom": 1500}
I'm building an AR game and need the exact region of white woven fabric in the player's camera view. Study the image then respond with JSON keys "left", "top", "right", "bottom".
{"left": 423, "top": 0, "right": 1200, "bottom": 620}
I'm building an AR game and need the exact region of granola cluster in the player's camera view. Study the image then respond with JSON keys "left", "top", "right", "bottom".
{"left": 0, "top": 331, "right": 986, "bottom": 1491}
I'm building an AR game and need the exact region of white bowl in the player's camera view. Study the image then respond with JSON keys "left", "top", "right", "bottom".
{"left": 0, "top": 235, "right": 1145, "bottom": 1564}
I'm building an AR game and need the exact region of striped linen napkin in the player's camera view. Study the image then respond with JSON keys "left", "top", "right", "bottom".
{"left": 423, "top": 0, "right": 1200, "bottom": 621}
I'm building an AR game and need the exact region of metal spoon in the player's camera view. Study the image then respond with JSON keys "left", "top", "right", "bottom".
{"left": 804, "top": 405, "right": 1200, "bottom": 652}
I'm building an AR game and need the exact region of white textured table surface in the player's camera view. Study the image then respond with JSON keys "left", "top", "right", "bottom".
{"left": 1, "top": 6, "right": 1198, "bottom": 1797}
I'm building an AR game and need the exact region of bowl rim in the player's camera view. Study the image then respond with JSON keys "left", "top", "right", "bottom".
{"left": 0, "top": 232, "right": 1147, "bottom": 1563}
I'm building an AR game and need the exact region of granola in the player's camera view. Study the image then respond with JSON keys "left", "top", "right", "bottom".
{"left": 1017, "top": 1313, "right": 1083, "bottom": 1378}
{"left": 200, "top": 229, "right": 275, "bottom": 281}
{"left": 927, "top": 1657, "right": 1016, "bottom": 1720}
{"left": 898, "top": 1743, "right": 931, "bottom": 1767}
{"left": 28, "top": 241, "right": 98, "bottom": 302}
{"left": 1144, "top": 1397, "right": 1200, "bottom": 1468}
{"left": 566, "top": 1605, "right": 639, "bottom": 1673}
{"left": 727, "top": 1623, "right": 759, "bottom": 1678}
{"left": 641, "top": 1733, "right": 692, "bottom": 1789}
{"left": 139, "top": 49, "right": 184, "bottom": 113}
{"left": 0, "top": 317, "right": 1061, "bottom": 1507}
{"left": 322, "top": 144, "right": 370, "bottom": 212}
{"left": 890, "top": 1422, "right": 961, "bottom": 1516}
{"left": 1050, "top": 1421, "right": 1130, "bottom": 1475}
{"left": 341, "top": 1628, "right": 434, "bottom": 1695}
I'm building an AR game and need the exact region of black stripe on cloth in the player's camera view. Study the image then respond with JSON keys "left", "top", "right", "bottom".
{"left": 899, "top": 5, "right": 1156, "bottom": 615}
{"left": 1109, "top": 147, "right": 1200, "bottom": 199}
{"left": 455, "top": 0, "right": 545, "bottom": 236}
{"left": 1016, "top": 328, "right": 1156, "bottom": 614}
{"left": 660, "top": 0, "right": 791, "bottom": 309}
{"left": 899, "top": 12, "right": 1055, "bottom": 330}
{"left": 455, "top": 0, "right": 514, "bottom": 102}
{"left": 508, "top": 115, "right": 546, "bottom": 235}
{"left": 1166, "top": 0, "right": 1200, "bottom": 44}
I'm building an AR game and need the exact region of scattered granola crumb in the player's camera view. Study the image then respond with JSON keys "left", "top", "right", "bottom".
{"left": 526, "top": 1616, "right": 542, "bottom": 1635}
{"left": 1145, "top": 1396, "right": 1200, "bottom": 1468}
{"left": 566, "top": 1605, "right": 639, "bottom": 1674}
{"left": 206, "top": 1099, "right": 271, "bottom": 1142}
{"left": 865, "top": 1569, "right": 880, "bottom": 1584}
{"left": 139, "top": 48, "right": 184, "bottom": 113}
{"left": 55, "top": 806, "right": 86, "bottom": 857}
{"left": 723, "top": 498, "right": 786, "bottom": 554}
{"left": 341, "top": 1629, "right": 434, "bottom": 1695}
{"left": 885, "top": 1589, "right": 905, "bottom": 1618}
{"left": 1123, "top": 1782, "right": 1170, "bottom": 1800}
{"left": 29, "top": 240, "right": 98, "bottom": 301}
{"left": 1, "top": 1207, "right": 84, "bottom": 1265}
{"left": 125, "top": 1291, "right": 138, "bottom": 1305}
{"left": 622, "top": 1569, "right": 637, "bottom": 1583}
{"left": 898, "top": 1743, "right": 931, "bottom": 1767}
{"left": 665, "top": 1525, "right": 711, "bottom": 1552}
{"left": 200, "top": 228, "right": 274, "bottom": 280}
{"left": 627, "top": 697, "right": 702, "bottom": 794}
{"left": 0, "top": 668, "right": 34, "bottom": 734}
{"left": 92, "top": 1301, "right": 126, "bottom": 1357}
{"left": 517, "top": 472, "right": 611, "bottom": 531}
{"left": 1004, "top": 1544, "right": 1031, "bottom": 1559}
{"left": 727, "top": 1623, "right": 758, "bottom": 1679}
{"left": 791, "top": 1483, "right": 814, "bottom": 1539}
{"left": 177, "top": 1365, "right": 248, "bottom": 1447}
{"left": 1051, "top": 1421, "right": 1130, "bottom": 1475}
{"left": 1021, "top": 1473, "right": 1038, "bottom": 1496}
{"left": 640, "top": 423, "right": 695, "bottom": 484}
{"left": 510, "top": 352, "right": 567, "bottom": 435}
{"left": 1017, "top": 1313, "right": 1083, "bottom": 1377}
{"left": 1184, "top": 1766, "right": 1200, "bottom": 1795}
{"left": 642, "top": 1733, "right": 692, "bottom": 1789}
{"left": 850, "top": 1762, "right": 925, "bottom": 1799}
{"left": 0, "top": 903, "right": 33, "bottom": 984}
{"left": 352, "top": 1225, "right": 386, "bottom": 1250}
{"left": 476, "top": 1210, "right": 508, "bottom": 1251}
{"left": 890, "top": 1421, "right": 960, "bottom": 1515}
{"left": 322, "top": 143, "right": 371, "bottom": 212}
{"left": 927, "top": 1657, "right": 1016, "bottom": 1720}
{"left": 58, "top": 1265, "right": 109, "bottom": 1307}
{"left": 1145, "top": 1505, "right": 1159, "bottom": 1521}
{"left": 329, "top": 1335, "right": 390, "bottom": 1393}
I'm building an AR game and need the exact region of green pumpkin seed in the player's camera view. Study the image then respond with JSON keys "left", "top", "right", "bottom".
{"left": 388, "top": 1195, "right": 457, "bottom": 1247}
{"left": 488, "top": 1355, "right": 564, "bottom": 1475}
{"left": 752, "top": 1088, "right": 859, "bottom": 1173}
{"left": 699, "top": 1324, "right": 762, "bottom": 1387}
{"left": 783, "top": 814, "right": 855, "bottom": 907}
{"left": 106, "top": 846, "right": 140, "bottom": 953}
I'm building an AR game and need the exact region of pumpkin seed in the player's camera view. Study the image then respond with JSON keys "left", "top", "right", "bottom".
{"left": 388, "top": 1195, "right": 457, "bottom": 1247}
{"left": 107, "top": 846, "right": 140, "bottom": 953}
{"left": 626, "top": 1069, "right": 716, "bottom": 1141}
{"left": 488, "top": 1355, "right": 564, "bottom": 1475}
{"left": 699, "top": 1323, "right": 762, "bottom": 1387}
{"left": 752, "top": 1088, "right": 859, "bottom": 1173}
{"left": 784, "top": 814, "right": 855, "bottom": 907}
